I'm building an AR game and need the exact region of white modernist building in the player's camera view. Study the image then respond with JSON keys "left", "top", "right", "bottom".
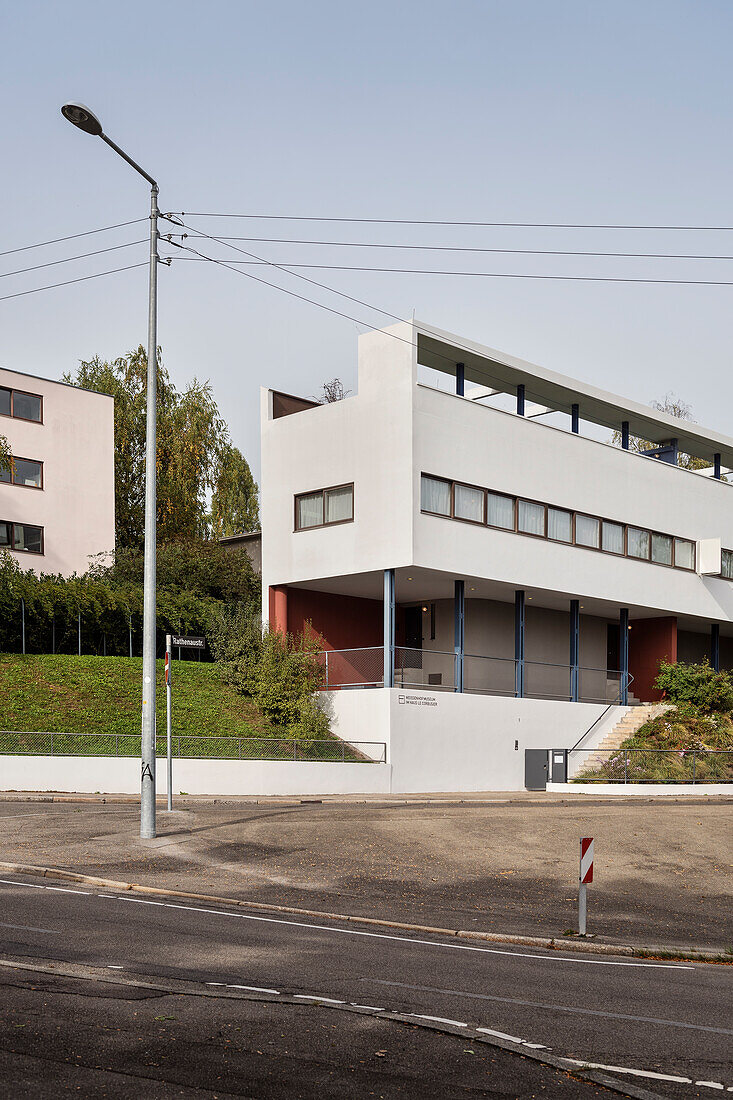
{"left": 0, "top": 368, "right": 115, "bottom": 576}
{"left": 261, "top": 321, "right": 733, "bottom": 791}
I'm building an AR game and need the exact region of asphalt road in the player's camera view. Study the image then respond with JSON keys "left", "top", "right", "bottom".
{"left": 0, "top": 873, "right": 730, "bottom": 1098}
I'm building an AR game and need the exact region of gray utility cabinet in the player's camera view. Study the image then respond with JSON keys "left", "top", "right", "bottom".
{"left": 524, "top": 749, "right": 548, "bottom": 790}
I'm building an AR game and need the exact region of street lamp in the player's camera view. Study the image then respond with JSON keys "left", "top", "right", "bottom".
{"left": 62, "top": 102, "right": 159, "bottom": 839}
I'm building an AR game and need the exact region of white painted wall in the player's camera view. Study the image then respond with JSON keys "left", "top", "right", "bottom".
{"left": 327, "top": 688, "right": 627, "bottom": 792}
{"left": 0, "top": 755, "right": 391, "bottom": 797}
{"left": 0, "top": 369, "right": 115, "bottom": 576}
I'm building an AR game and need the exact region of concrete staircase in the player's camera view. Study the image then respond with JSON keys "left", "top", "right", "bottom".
{"left": 580, "top": 703, "right": 671, "bottom": 770}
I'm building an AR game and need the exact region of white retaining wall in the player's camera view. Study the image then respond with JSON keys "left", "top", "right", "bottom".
{"left": 0, "top": 755, "right": 391, "bottom": 797}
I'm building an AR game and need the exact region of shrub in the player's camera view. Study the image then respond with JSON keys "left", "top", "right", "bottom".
{"left": 654, "top": 660, "right": 733, "bottom": 714}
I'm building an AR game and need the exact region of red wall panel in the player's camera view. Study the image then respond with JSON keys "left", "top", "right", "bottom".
{"left": 628, "top": 616, "right": 678, "bottom": 702}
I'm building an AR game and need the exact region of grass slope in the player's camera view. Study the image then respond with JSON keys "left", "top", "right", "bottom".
{"left": 0, "top": 653, "right": 272, "bottom": 740}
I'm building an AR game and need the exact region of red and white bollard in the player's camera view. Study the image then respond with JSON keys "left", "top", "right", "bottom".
{"left": 578, "top": 837, "right": 594, "bottom": 935}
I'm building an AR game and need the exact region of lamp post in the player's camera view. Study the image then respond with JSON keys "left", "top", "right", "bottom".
{"left": 62, "top": 102, "right": 159, "bottom": 839}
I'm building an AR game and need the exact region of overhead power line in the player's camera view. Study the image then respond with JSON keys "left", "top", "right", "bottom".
{"left": 167, "top": 212, "right": 733, "bottom": 232}
{"left": 0, "top": 262, "right": 148, "bottom": 304}
{"left": 175, "top": 234, "right": 733, "bottom": 261}
{"left": 0, "top": 218, "right": 147, "bottom": 260}
{"left": 1, "top": 239, "right": 147, "bottom": 280}
{"left": 173, "top": 256, "right": 733, "bottom": 286}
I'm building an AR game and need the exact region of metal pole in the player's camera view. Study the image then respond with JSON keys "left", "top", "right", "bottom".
{"left": 129, "top": 615, "right": 133, "bottom": 659}
{"left": 140, "top": 183, "right": 159, "bottom": 840}
{"left": 21, "top": 598, "right": 25, "bottom": 655}
{"left": 78, "top": 608, "right": 81, "bottom": 656}
{"left": 52, "top": 613, "right": 55, "bottom": 655}
{"left": 578, "top": 881, "right": 587, "bottom": 936}
{"left": 166, "top": 633, "right": 172, "bottom": 812}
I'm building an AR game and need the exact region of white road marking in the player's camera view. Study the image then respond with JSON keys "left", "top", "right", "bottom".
{"left": 408, "top": 1014, "right": 467, "bottom": 1027}
{"left": 107, "top": 965, "right": 124, "bottom": 969}
{"left": 294, "top": 994, "right": 346, "bottom": 1004}
{"left": 477, "top": 1026, "right": 527, "bottom": 1043}
{"left": 0, "top": 921, "right": 60, "bottom": 935}
{"left": 565, "top": 1058, "right": 694, "bottom": 1084}
{"left": 349, "top": 1003, "right": 385, "bottom": 1011}
{"left": 695, "top": 1083, "right": 724, "bottom": 1091}
{"left": 227, "top": 984, "right": 279, "bottom": 994}
{"left": 0, "top": 877, "right": 696, "bottom": 970}
{"left": 43, "top": 886, "right": 91, "bottom": 896}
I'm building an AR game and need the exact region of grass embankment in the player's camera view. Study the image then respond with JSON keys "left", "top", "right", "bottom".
{"left": 0, "top": 654, "right": 349, "bottom": 761}
{"left": 577, "top": 707, "right": 733, "bottom": 783}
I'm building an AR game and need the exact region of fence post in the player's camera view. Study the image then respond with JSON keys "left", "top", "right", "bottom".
{"left": 129, "top": 615, "right": 133, "bottom": 659}
{"left": 77, "top": 609, "right": 81, "bottom": 656}
{"left": 692, "top": 752, "right": 696, "bottom": 785}
{"left": 325, "top": 650, "right": 329, "bottom": 689}
{"left": 50, "top": 732, "right": 53, "bottom": 756}
{"left": 21, "top": 598, "right": 25, "bottom": 655}
{"left": 293, "top": 739, "right": 297, "bottom": 760}
{"left": 624, "top": 749, "right": 628, "bottom": 784}
{"left": 52, "top": 613, "right": 55, "bottom": 655}
{"left": 341, "top": 741, "right": 345, "bottom": 762}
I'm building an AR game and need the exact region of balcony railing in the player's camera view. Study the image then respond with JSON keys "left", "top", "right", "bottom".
{"left": 318, "top": 647, "right": 633, "bottom": 705}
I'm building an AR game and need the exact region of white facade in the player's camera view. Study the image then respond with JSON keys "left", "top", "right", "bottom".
{"left": 260, "top": 321, "right": 733, "bottom": 790}
{"left": 0, "top": 368, "right": 115, "bottom": 576}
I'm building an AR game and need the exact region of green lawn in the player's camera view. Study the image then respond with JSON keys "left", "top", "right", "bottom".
{"left": 0, "top": 654, "right": 362, "bottom": 761}
{"left": 0, "top": 653, "right": 274, "bottom": 740}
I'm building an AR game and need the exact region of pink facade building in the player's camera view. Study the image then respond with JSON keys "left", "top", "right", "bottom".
{"left": 0, "top": 368, "right": 115, "bottom": 576}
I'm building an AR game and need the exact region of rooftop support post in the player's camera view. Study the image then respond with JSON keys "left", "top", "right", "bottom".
{"left": 621, "top": 421, "right": 630, "bottom": 450}
{"left": 454, "top": 580, "right": 465, "bottom": 693}
{"left": 570, "top": 599, "right": 580, "bottom": 702}
{"left": 516, "top": 384, "right": 525, "bottom": 416}
{"left": 456, "top": 362, "right": 465, "bottom": 396}
{"left": 714, "top": 453, "right": 722, "bottom": 480}
{"left": 711, "top": 623, "right": 720, "bottom": 672}
{"left": 571, "top": 403, "right": 580, "bottom": 434}
{"left": 383, "top": 569, "right": 395, "bottom": 689}
{"left": 619, "top": 607, "right": 629, "bottom": 706}
{"left": 515, "top": 590, "right": 525, "bottom": 698}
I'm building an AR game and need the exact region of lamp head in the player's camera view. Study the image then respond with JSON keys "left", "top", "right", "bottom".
{"left": 61, "top": 102, "right": 103, "bottom": 137}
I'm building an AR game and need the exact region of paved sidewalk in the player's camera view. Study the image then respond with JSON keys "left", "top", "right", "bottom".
{"left": 0, "top": 796, "right": 730, "bottom": 951}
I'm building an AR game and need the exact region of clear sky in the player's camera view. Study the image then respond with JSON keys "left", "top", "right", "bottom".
{"left": 2, "top": 0, "right": 732, "bottom": 481}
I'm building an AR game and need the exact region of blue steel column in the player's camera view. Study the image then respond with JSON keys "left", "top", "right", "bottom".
{"left": 456, "top": 362, "right": 465, "bottom": 396}
{"left": 571, "top": 403, "right": 580, "bottom": 434}
{"left": 621, "top": 421, "right": 630, "bottom": 450}
{"left": 383, "top": 569, "right": 395, "bottom": 689}
{"left": 711, "top": 623, "right": 720, "bottom": 672}
{"left": 619, "top": 607, "right": 629, "bottom": 705}
{"left": 570, "top": 599, "right": 580, "bottom": 702}
{"left": 454, "top": 580, "right": 465, "bottom": 692}
{"left": 714, "top": 453, "right": 722, "bottom": 480}
{"left": 515, "top": 590, "right": 525, "bottom": 698}
{"left": 516, "top": 384, "right": 526, "bottom": 416}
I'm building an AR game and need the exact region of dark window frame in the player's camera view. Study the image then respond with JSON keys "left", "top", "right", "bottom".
{"left": 0, "top": 520, "right": 44, "bottom": 555}
{"left": 294, "top": 482, "right": 355, "bottom": 532}
{"left": 0, "top": 455, "right": 44, "bottom": 491}
{"left": 0, "top": 386, "right": 44, "bottom": 425}
{"left": 419, "top": 473, "right": 698, "bottom": 574}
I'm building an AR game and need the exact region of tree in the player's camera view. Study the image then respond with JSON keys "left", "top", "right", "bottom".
{"left": 0, "top": 435, "right": 11, "bottom": 479}
{"left": 610, "top": 394, "right": 709, "bottom": 470}
{"left": 64, "top": 347, "right": 259, "bottom": 548}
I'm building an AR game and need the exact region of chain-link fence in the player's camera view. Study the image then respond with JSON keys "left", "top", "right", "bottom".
{"left": 0, "top": 731, "right": 386, "bottom": 763}
{"left": 570, "top": 747, "right": 733, "bottom": 783}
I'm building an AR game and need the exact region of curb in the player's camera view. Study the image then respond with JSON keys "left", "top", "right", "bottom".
{"left": 0, "top": 859, "right": 727, "bottom": 964}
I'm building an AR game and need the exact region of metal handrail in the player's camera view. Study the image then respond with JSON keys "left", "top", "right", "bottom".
{"left": 568, "top": 747, "right": 732, "bottom": 785}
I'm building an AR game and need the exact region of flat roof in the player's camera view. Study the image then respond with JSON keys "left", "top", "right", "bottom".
{"left": 414, "top": 320, "right": 733, "bottom": 468}
{"left": 0, "top": 365, "right": 114, "bottom": 400}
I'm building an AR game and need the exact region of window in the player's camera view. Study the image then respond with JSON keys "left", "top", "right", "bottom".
{"left": 722, "top": 549, "right": 733, "bottom": 580}
{"left": 517, "top": 500, "right": 545, "bottom": 536}
{"left": 628, "top": 527, "right": 650, "bottom": 560}
{"left": 602, "top": 521, "right": 625, "bottom": 555}
{"left": 325, "top": 485, "right": 353, "bottom": 524}
{"left": 0, "top": 387, "right": 42, "bottom": 423}
{"left": 0, "top": 521, "right": 43, "bottom": 554}
{"left": 575, "top": 514, "right": 600, "bottom": 549}
{"left": 547, "top": 507, "right": 572, "bottom": 542}
{"left": 454, "top": 483, "right": 485, "bottom": 523}
{"left": 486, "top": 491, "right": 514, "bottom": 530}
{"left": 295, "top": 484, "right": 353, "bottom": 530}
{"left": 418, "top": 472, "right": 703, "bottom": 575}
{"left": 674, "top": 538, "right": 695, "bottom": 570}
{"left": 0, "top": 457, "right": 42, "bottom": 489}
{"left": 421, "top": 475, "right": 451, "bottom": 516}
{"left": 651, "top": 533, "right": 673, "bottom": 566}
